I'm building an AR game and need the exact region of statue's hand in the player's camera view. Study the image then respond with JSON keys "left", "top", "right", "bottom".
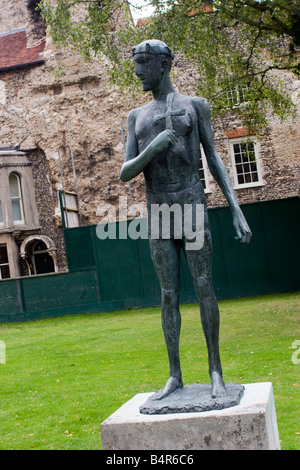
{"left": 233, "top": 209, "right": 252, "bottom": 244}
{"left": 150, "top": 130, "right": 175, "bottom": 153}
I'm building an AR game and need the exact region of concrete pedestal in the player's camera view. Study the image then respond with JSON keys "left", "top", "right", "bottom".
{"left": 100, "top": 382, "right": 280, "bottom": 450}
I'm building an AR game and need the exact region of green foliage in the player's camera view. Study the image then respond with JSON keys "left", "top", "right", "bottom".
{"left": 145, "top": 0, "right": 299, "bottom": 127}
{"left": 39, "top": 0, "right": 118, "bottom": 58}
{"left": 38, "top": 1, "right": 300, "bottom": 128}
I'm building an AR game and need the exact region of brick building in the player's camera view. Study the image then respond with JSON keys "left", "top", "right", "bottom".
{"left": 0, "top": 0, "right": 299, "bottom": 282}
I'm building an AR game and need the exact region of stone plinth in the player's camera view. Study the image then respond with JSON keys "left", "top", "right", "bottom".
{"left": 100, "top": 382, "right": 280, "bottom": 450}
{"left": 139, "top": 382, "right": 244, "bottom": 414}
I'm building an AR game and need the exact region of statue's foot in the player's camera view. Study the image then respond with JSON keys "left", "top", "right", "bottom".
{"left": 155, "top": 376, "right": 183, "bottom": 400}
{"left": 211, "top": 370, "right": 227, "bottom": 398}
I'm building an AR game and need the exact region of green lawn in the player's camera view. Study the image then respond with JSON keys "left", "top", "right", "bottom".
{"left": 0, "top": 292, "right": 299, "bottom": 450}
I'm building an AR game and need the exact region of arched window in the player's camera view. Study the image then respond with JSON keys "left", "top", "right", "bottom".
{"left": 20, "top": 235, "right": 58, "bottom": 276}
{"left": 9, "top": 173, "right": 24, "bottom": 224}
{"left": 32, "top": 240, "right": 55, "bottom": 275}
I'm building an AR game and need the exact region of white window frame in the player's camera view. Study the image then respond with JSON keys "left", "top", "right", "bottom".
{"left": 0, "top": 244, "right": 10, "bottom": 279}
{"left": 199, "top": 145, "right": 211, "bottom": 193}
{"left": 0, "top": 200, "right": 3, "bottom": 227}
{"left": 229, "top": 136, "right": 264, "bottom": 189}
{"left": 9, "top": 172, "right": 25, "bottom": 225}
{"left": 226, "top": 85, "right": 250, "bottom": 108}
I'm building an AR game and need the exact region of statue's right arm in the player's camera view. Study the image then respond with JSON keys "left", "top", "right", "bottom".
{"left": 120, "top": 109, "right": 175, "bottom": 182}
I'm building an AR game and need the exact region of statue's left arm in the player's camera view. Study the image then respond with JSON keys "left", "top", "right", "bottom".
{"left": 193, "top": 97, "right": 252, "bottom": 244}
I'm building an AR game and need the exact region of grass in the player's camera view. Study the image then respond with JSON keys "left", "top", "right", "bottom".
{"left": 0, "top": 292, "right": 299, "bottom": 450}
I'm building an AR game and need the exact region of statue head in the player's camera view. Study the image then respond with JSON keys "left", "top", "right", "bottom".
{"left": 132, "top": 40, "right": 174, "bottom": 92}
{"left": 132, "top": 39, "right": 174, "bottom": 60}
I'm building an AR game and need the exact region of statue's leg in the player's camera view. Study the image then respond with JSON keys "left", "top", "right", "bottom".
{"left": 184, "top": 225, "right": 227, "bottom": 398}
{"left": 149, "top": 238, "right": 183, "bottom": 399}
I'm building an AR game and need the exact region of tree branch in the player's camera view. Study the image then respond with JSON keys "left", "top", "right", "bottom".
{"left": 211, "top": 61, "right": 299, "bottom": 101}
{"left": 244, "top": 28, "right": 262, "bottom": 72}
{"left": 243, "top": 0, "right": 299, "bottom": 16}
{"left": 223, "top": 8, "right": 291, "bottom": 36}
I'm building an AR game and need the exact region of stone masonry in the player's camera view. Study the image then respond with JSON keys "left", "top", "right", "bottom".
{"left": 0, "top": 0, "right": 299, "bottom": 276}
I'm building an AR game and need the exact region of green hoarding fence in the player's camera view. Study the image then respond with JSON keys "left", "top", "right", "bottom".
{"left": 0, "top": 197, "right": 299, "bottom": 322}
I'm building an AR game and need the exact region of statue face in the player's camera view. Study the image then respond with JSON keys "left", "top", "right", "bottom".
{"left": 133, "top": 53, "right": 165, "bottom": 92}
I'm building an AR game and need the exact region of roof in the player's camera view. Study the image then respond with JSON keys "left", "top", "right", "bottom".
{"left": 0, "top": 28, "right": 45, "bottom": 71}
{"left": 136, "top": 17, "right": 151, "bottom": 27}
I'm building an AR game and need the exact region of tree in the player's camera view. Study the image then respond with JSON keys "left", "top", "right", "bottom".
{"left": 38, "top": 1, "right": 300, "bottom": 128}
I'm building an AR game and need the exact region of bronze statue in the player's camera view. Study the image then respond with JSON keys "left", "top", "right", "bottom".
{"left": 120, "top": 40, "right": 251, "bottom": 401}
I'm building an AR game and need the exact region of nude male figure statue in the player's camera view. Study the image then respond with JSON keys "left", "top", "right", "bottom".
{"left": 120, "top": 40, "right": 251, "bottom": 399}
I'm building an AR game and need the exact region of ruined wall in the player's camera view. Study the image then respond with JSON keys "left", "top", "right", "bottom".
{"left": 0, "top": 0, "right": 46, "bottom": 42}
{"left": 0, "top": 25, "right": 148, "bottom": 228}
{"left": 0, "top": 0, "right": 28, "bottom": 33}
{"left": 29, "top": 147, "right": 67, "bottom": 271}
{"left": 0, "top": 0, "right": 299, "bottom": 237}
